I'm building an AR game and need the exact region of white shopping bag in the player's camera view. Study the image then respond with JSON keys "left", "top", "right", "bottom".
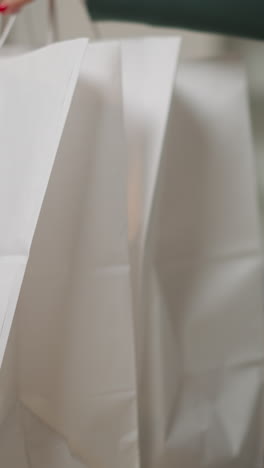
{"left": 124, "top": 56, "right": 264, "bottom": 468}
{"left": 14, "top": 41, "right": 139, "bottom": 468}
{"left": 0, "top": 31, "right": 262, "bottom": 468}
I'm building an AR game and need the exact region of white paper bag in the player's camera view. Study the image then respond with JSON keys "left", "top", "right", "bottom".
{"left": 7, "top": 38, "right": 179, "bottom": 468}
{"left": 15, "top": 41, "right": 140, "bottom": 468}
{"left": 0, "top": 36, "right": 262, "bottom": 468}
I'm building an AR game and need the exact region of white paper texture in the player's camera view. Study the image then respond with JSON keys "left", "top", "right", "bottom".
{"left": 16, "top": 41, "right": 141, "bottom": 468}
{"left": 0, "top": 39, "right": 88, "bottom": 364}
{"left": 0, "top": 38, "right": 262, "bottom": 468}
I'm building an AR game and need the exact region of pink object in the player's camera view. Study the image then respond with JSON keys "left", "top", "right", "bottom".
{"left": 0, "top": 4, "right": 8, "bottom": 12}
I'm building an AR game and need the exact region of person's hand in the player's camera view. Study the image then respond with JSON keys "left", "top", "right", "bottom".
{"left": 0, "top": 0, "right": 33, "bottom": 14}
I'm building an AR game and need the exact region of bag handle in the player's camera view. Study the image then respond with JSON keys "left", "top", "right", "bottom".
{"left": 85, "top": 0, "right": 100, "bottom": 39}
{"left": 0, "top": 15, "right": 16, "bottom": 48}
{"left": 47, "top": 0, "right": 58, "bottom": 44}
{"left": 0, "top": 0, "right": 59, "bottom": 49}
